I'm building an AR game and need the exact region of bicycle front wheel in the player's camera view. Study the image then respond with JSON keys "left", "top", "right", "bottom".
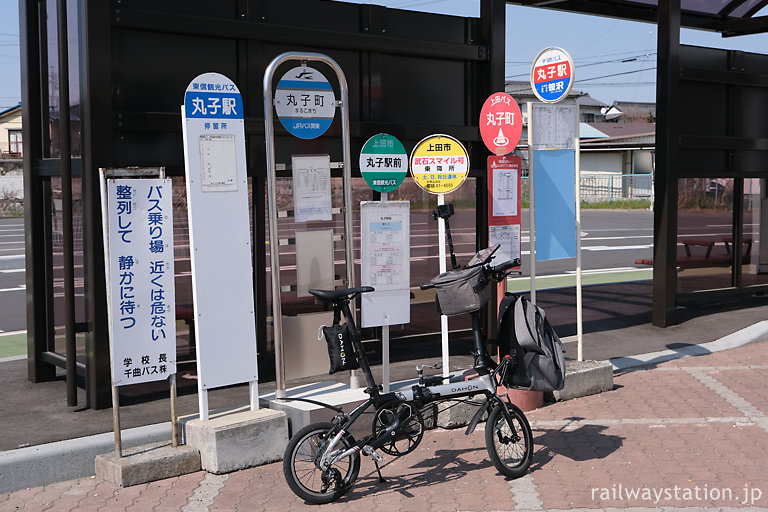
{"left": 485, "top": 402, "right": 533, "bottom": 478}
{"left": 283, "top": 422, "right": 361, "bottom": 504}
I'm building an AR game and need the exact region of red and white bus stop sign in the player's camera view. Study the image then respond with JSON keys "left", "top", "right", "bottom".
{"left": 530, "top": 47, "right": 574, "bottom": 104}
{"left": 479, "top": 92, "right": 522, "bottom": 156}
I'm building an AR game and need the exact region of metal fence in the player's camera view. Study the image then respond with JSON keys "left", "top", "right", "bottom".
{"left": 521, "top": 173, "right": 653, "bottom": 204}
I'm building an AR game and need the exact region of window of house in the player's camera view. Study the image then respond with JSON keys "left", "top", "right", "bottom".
{"left": 8, "top": 130, "right": 22, "bottom": 156}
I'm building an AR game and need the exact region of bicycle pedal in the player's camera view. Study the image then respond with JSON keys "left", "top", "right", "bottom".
{"left": 362, "top": 445, "right": 384, "bottom": 462}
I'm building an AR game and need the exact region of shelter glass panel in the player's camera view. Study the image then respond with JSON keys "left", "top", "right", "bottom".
{"left": 676, "top": 177, "right": 735, "bottom": 294}
{"left": 41, "top": 0, "right": 81, "bottom": 159}
{"left": 741, "top": 178, "right": 768, "bottom": 287}
{"left": 49, "top": 177, "right": 85, "bottom": 360}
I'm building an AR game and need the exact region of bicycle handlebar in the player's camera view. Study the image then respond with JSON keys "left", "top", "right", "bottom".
{"left": 490, "top": 258, "right": 521, "bottom": 273}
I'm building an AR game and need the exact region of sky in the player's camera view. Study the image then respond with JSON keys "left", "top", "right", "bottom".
{"left": 0, "top": 1, "right": 767, "bottom": 110}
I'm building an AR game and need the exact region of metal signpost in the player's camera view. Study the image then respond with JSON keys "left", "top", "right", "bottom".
{"left": 263, "top": 53, "right": 355, "bottom": 398}
{"left": 480, "top": 92, "right": 524, "bottom": 336}
{"left": 528, "top": 47, "right": 584, "bottom": 360}
{"left": 182, "top": 72, "right": 259, "bottom": 419}
{"left": 409, "top": 134, "right": 469, "bottom": 378}
{"left": 99, "top": 167, "right": 178, "bottom": 456}
{"left": 359, "top": 133, "right": 410, "bottom": 392}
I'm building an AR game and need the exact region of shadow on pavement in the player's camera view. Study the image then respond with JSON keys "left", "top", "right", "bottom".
{"left": 337, "top": 445, "right": 491, "bottom": 502}
{"left": 530, "top": 417, "right": 624, "bottom": 470}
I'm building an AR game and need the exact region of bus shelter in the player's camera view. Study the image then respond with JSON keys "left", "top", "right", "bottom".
{"left": 19, "top": 0, "right": 768, "bottom": 409}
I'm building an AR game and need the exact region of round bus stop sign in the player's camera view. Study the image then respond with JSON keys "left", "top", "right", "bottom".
{"left": 530, "top": 47, "right": 574, "bottom": 104}
{"left": 479, "top": 92, "right": 522, "bottom": 155}
{"left": 359, "top": 133, "right": 408, "bottom": 193}
{"left": 409, "top": 134, "right": 469, "bottom": 195}
{"left": 274, "top": 65, "right": 336, "bottom": 139}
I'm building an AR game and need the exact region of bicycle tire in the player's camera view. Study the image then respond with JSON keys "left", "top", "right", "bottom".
{"left": 283, "top": 422, "right": 360, "bottom": 504}
{"left": 484, "top": 402, "right": 533, "bottom": 478}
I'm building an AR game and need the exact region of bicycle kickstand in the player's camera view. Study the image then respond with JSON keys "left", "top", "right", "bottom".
{"left": 363, "top": 445, "right": 386, "bottom": 483}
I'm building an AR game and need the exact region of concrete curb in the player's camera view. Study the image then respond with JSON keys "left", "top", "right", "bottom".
{"left": 610, "top": 320, "right": 768, "bottom": 371}
{"left": 0, "top": 422, "right": 171, "bottom": 494}
{"left": 0, "top": 255, "right": 24, "bottom": 270}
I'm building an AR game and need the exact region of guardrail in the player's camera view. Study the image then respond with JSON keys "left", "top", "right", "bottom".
{"left": 521, "top": 173, "right": 652, "bottom": 203}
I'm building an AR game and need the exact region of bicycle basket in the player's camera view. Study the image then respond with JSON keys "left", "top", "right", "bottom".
{"left": 430, "top": 266, "right": 492, "bottom": 316}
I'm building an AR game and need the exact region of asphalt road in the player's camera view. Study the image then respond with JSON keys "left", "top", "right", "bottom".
{"left": 0, "top": 210, "right": 659, "bottom": 335}
{"left": 0, "top": 217, "right": 25, "bottom": 334}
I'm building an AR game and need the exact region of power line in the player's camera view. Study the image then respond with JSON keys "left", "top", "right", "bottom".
{"left": 578, "top": 67, "right": 656, "bottom": 83}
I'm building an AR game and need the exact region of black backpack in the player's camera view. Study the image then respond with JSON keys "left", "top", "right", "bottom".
{"left": 497, "top": 294, "right": 566, "bottom": 391}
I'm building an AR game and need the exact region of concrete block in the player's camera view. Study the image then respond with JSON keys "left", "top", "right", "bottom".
{"left": 553, "top": 359, "right": 614, "bottom": 401}
{"left": 263, "top": 381, "right": 368, "bottom": 437}
{"left": 95, "top": 442, "right": 200, "bottom": 487}
{"left": 426, "top": 398, "right": 482, "bottom": 429}
{"left": 180, "top": 406, "right": 288, "bottom": 474}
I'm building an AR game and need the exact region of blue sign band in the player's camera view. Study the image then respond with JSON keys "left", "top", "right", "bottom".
{"left": 534, "top": 78, "right": 572, "bottom": 102}
{"left": 280, "top": 117, "right": 334, "bottom": 140}
{"left": 370, "top": 221, "right": 402, "bottom": 231}
{"left": 277, "top": 80, "right": 333, "bottom": 91}
{"left": 184, "top": 91, "right": 244, "bottom": 119}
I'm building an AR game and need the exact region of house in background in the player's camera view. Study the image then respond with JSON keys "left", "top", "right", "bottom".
{"left": 505, "top": 80, "right": 607, "bottom": 124}
{"left": 0, "top": 103, "right": 23, "bottom": 157}
{"left": 601, "top": 100, "right": 657, "bottom": 123}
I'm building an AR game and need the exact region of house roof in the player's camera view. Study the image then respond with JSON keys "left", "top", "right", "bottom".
{"left": 505, "top": 81, "right": 606, "bottom": 107}
{"left": 0, "top": 103, "right": 21, "bottom": 119}
{"left": 587, "top": 122, "right": 655, "bottom": 138}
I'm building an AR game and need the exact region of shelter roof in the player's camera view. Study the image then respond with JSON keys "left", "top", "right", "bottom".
{"left": 507, "top": 0, "right": 768, "bottom": 36}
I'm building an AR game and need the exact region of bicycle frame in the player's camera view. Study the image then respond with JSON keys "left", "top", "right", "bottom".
{"left": 318, "top": 299, "right": 517, "bottom": 470}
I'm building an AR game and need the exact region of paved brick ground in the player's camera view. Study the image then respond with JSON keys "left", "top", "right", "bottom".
{"left": 2, "top": 341, "right": 768, "bottom": 511}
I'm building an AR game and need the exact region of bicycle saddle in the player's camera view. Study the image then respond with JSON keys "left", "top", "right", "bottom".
{"left": 309, "top": 286, "right": 375, "bottom": 303}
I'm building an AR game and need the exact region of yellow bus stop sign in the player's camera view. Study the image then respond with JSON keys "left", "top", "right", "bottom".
{"left": 409, "top": 134, "right": 469, "bottom": 195}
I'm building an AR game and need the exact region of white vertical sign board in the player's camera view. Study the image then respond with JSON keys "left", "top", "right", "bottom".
{"left": 106, "top": 178, "right": 176, "bottom": 385}
{"left": 360, "top": 201, "right": 410, "bottom": 327}
{"left": 182, "top": 72, "right": 258, "bottom": 394}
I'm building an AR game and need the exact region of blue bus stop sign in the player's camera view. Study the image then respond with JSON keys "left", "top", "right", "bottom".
{"left": 274, "top": 65, "right": 336, "bottom": 139}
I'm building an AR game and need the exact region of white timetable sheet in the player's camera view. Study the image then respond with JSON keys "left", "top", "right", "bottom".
{"left": 292, "top": 154, "right": 332, "bottom": 222}
{"left": 199, "top": 134, "right": 238, "bottom": 192}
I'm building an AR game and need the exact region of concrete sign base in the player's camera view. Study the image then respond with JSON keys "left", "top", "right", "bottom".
{"left": 95, "top": 442, "right": 201, "bottom": 487}
{"left": 180, "top": 407, "right": 288, "bottom": 474}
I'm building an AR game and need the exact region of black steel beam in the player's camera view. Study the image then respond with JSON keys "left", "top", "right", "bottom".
{"left": 113, "top": 111, "right": 484, "bottom": 142}
{"left": 653, "top": 0, "right": 681, "bottom": 327}
{"left": 505, "top": 0, "right": 724, "bottom": 31}
{"left": 719, "top": 15, "right": 768, "bottom": 37}
{"left": 57, "top": 0, "right": 78, "bottom": 407}
{"left": 20, "top": 0, "right": 56, "bottom": 383}
{"left": 113, "top": 8, "right": 488, "bottom": 62}
{"left": 681, "top": 66, "right": 768, "bottom": 87}
{"left": 80, "top": 0, "right": 114, "bottom": 409}
{"left": 679, "top": 135, "right": 768, "bottom": 151}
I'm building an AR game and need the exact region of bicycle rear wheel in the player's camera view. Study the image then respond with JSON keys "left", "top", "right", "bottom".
{"left": 283, "top": 422, "right": 360, "bottom": 504}
{"left": 484, "top": 402, "right": 533, "bottom": 478}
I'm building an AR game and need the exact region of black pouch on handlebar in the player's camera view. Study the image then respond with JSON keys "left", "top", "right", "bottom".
{"left": 320, "top": 309, "right": 360, "bottom": 374}
{"left": 431, "top": 266, "right": 493, "bottom": 316}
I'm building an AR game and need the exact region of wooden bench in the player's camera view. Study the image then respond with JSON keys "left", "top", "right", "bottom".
{"left": 634, "top": 237, "right": 752, "bottom": 269}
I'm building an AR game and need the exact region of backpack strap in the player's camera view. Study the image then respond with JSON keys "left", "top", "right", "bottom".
{"left": 514, "top": 296, "right": 546, "bottom": 355}
{"left": 496, "top": 293, "right": 518, "bottom": 331}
